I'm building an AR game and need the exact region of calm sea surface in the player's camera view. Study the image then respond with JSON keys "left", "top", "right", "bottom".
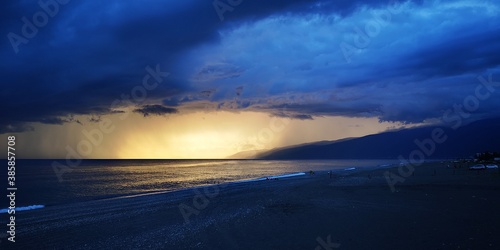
{"left": 1, "top": 159, "right": 399, "bottom": 208}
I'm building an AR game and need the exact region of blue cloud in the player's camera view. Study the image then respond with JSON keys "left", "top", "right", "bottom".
{"left": 174, "top": 0, "right": 500, "bottom": 123}
{"left": 1, "top": 0, "right": 500, "bottom": 133}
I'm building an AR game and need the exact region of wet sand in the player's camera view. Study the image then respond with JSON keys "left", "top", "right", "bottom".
{"left": 3, "top": 162, "right": 500, "bottom": 249}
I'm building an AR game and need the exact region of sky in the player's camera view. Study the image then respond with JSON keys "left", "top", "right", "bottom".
{"left": 1, "top": 0, "right": 499, "bottom": 159}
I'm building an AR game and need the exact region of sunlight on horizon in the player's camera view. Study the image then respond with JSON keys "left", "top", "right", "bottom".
{"left": 10, "top": 111, "right": 408, "bottom": 159}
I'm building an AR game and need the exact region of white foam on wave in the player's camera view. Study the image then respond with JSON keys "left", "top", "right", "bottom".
{"left": 344, "top": 167, "right": 356, "bottom": 171}
{"left": 234, "top": 172, "right": 306, "bottom": 183}
{"left": 0, "top": 205, "right": 45, "bottom": 214}
{"left": 269, "top": 172, "right": 306, "bottom": 179}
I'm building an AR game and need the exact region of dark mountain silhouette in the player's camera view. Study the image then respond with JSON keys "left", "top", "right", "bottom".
{"left": 254, "top": 117, "right": 500, "bottom": 159}
{"left": 227, "top": 149, "right": 266, "bottom": 159}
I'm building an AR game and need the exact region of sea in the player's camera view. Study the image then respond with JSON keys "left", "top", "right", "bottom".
{"left": 0, "top": 159, "right": 399, "bottom": 212}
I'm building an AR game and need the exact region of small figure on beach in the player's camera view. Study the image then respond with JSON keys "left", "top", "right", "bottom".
{"left": 328, "top": 171, "right": 332, "bottom": 179}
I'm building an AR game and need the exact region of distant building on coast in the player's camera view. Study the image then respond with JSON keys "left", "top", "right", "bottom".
{"left": 475, "top": 152, "right": 500, "bottom": 162}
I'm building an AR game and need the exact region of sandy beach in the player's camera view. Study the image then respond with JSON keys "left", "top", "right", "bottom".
{"left": 3, "top": 162, "right": 500, "bottom": 249}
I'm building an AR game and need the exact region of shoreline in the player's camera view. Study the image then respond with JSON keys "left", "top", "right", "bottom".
{"left": 2, "top": 161, "right": 500, "bottom": 249}
{"left": 4, "top": 159, "right": 401, "bottom": 208}
{"left": 1, "top": 159, "right": 486, "bottom": 213}
{"left": 2, "top": 160, "right": 397, "bottom": 210}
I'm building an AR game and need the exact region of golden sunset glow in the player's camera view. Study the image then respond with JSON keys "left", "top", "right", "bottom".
{"left": 12, "top": 111, "right": 408, "bottom": 159}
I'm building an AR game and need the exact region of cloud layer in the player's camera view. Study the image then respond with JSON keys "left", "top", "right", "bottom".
{"left": 1, "top": 0, "right": 500, "bottom": 133}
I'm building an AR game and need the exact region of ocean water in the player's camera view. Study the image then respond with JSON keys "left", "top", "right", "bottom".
{"left": 1, "top": 159, "right": 398, "bottom": 210}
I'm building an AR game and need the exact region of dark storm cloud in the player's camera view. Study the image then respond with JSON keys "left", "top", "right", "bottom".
{"left": 1, "top": 0, "right": 396, "bottom": 133}
{"left": 1, "top": 0, "right": 500, "bottom": 133}
{"left": 390, "top": 27, "right": 500, "bottom": 79}
{"left": 271, "top": 112, "right": 314, "bottom": 120}
{"left": 0, "top": 122, "right": 34, "bottom": 134}
{"left": 133, "top": 105, "right": 178, "bottom": 117}
{"left": 192, "top": 63, "right": 245, "bottom": 82}
{"left": 39, "top": 116, "right": 81, "bottom": 125}
{"left": 177, "top": 0, "right": 500, "bottom": 124}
